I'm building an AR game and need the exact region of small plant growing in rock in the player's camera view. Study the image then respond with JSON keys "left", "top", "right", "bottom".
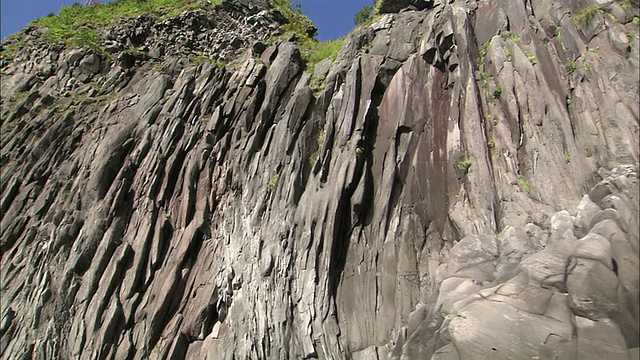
{"left": 301, "top": 38, "right": 345, "bottom": 73}
{"left": 309, "top": 75, "right": 326, "bottom": 93}
{"left": 500, "top": 31, "right": 521, "bottom": 43}
{"left": 622, "top": 0, "right": 631, "bottom": 10}
{"left": 488, "top": 137, "right": 496, "bottom": 149}
{"left": 457, "top": 160, "right": 472, "bottom": 172}
{"left": 587, "top": 47, "right": 603, "bottom": 60}
{"left": 355, "top": 146, "right": 365, "bottom": 155}
{"left": 505, "top": 46, "right": 512, "bottom": 62}
{"left": 268, "top": 173, "right": 280, "bottom": 190}
{"left": 564, "top": 153, "right": 572, "bottom": 163}
{"left": 572, "top": 5, "right": 600, "bottom": 29}
{"left": 633, "top": 16, "right": 640, "bottom": 26}
{"left": 566, "top": 61, "right": 577, "bottom": 74}
{"left": 519, "top": 175, "right": 531, "bottom": 194}
{"left": 309, "top": 151, "right": 319, "bottom": 167}
{"left": 525, "top": 51, "right": 538, "bottom": 65}
{"left": 316, "top": 128, "right": 325, "bottom": 146}
{"left": 556, "top": 27, "right": 567, "bottom": 52}
{"left": 582, "top": 56, "right": 590, "bottom": 71}
{"left": 357, "top": 43, "right": 373, "bottom": 57}
{"left": 476, "top": 41, "right": 491, "bottom": 68}
{"left": 493, "top": 85, "right": 503, "bottom": 99}
{"left": 480, "top": 73, "right": 490, "bottom": 86}
{"left": 188, "top": 55, "right": 210, "bottom": 65}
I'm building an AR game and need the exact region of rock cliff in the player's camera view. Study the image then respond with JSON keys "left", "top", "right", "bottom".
{"left": 1, "top": 0, "right": 639, "bottom": 359}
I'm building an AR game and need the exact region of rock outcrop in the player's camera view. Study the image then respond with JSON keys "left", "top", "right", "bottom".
{"left": 1, "top": 0, "right": 638, "bottom": 359}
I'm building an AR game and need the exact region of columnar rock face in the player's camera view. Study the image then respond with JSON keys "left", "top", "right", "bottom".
{"left": 1, "top": 0, "right": 638, "bottom": 359}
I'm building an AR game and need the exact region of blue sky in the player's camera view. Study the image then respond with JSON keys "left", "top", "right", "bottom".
{"left": 1, "top": 0, "right": 372, "bottom": 41}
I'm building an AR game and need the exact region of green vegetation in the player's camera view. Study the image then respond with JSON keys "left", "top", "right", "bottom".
{"left": 493, "top": 85, "right": 503, "bottom": 99}
{"left": 4, "top": 90, "right": 31, "bottom": 104}
{"left": 23, "top": 0, "right": 220, "bottom": 53}
{"left": 268, "top": 173, "right": 280, "bottom": 190}
{"left": 582, "top": 56, "right": 590, "bottom": 71}
{"left": 188, "top": 54, "right": 226, "bottom": 68}
{"left": 519, "top": 175, "right": 531, "bottom": 194}
{"left": 564, "top": 153, "right": 571, "bottom": 163}
{"left": 505, "top": 46, "right": 512, "bottom": 62}
{"left": 457, "top": 160, "right": 472, "bottom": 172}
{"left": 525, "top": 51, "right": 538, "bottom": 65}
{"left": 634, "top": 16, "right": 640, "bottom": 26}
{"left": 572, "top": 5, "right": 600, "bottom": 28}
{"left": 480, "top": 72, "right": 490, "bottom": 86}
{"left": 500, "top": 31, "right": 521, "bottom": 43}
{"left": 266, "top": 0, "right": 346, "bottom": 72}
{"left": 302, "top": 38, "right": 345, "bottom": 72}
{"left": 356, "top": 146, "right": 365, "bottom": 155}
{"left": 309, "top": 151, "right": 319, "bottom": 166}
{"left": 478, "top": 73, "right": 494, "bottom": 102}
{"left": 354, "top": 3, "right": 375, "bottom": 26}
{"left": 0, "top": 35, "right": 25, "bottom": 62}
{"left": 566, "top": 96, "right": 573, "bottom": 108}
{"left": 353, "top": 0, "right": 382, "bottom": 27}
{"left": 61, "top": 189, "right": 72, "bottom": 203}
{"left": 556, "top": 27, "right": 567, "bottom": 52}
{"left": 308, "top": 127, "right": 325, "bottom": 166}
{"left": 19, "top": 0, "right": 342, "bottom": 74}
{"left": 476, "top": 41, "right": 491, "bottom": 67}
{"left": 309, "top": 75, "right": 326, "bottom": 93}
{"left": 488, "top": 137, "right": 496, "bottom": 149}
{"left": 566, "top": 60, "right": 577, "bottom": 74}
{"left": 622, "top": 0, "right": 632, "bottom": 10}
{"left": 357, "top": 43, "right": 373, "bottom": 57}
{"left": 270, "top": 0, "right": 315, "bottom": 38}
{"left": 61, "top": 89, "right": 117, "bottom": 112}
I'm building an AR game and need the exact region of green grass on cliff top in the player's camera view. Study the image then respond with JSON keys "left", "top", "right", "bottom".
{"left": 2, "top": 0, "right": 346, "bottom": 74}
{"left": 27, "top": 0, "right": 221, "bottom": 50}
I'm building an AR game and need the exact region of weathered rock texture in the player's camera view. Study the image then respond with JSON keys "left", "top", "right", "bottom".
{"left": 1, "top": 0, "right": 639, "bottom": 359}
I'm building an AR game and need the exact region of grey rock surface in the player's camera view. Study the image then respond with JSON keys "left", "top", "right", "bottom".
{"left": 1, "top": 0, "right": 638, "bottom": 359}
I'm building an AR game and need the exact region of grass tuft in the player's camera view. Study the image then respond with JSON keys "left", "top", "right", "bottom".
{"left": 572, "top": 5, "right": 600, "bottom": 28}
{"left": 493, "top": 85, "right": 503, "bottom": 99}
{"left": 519, "top": 175, "right": 531, "bottom": 194}
{"left": 500, "top": 31, "right": 521, "bottom": 43}
{"left": 302, "top": 38, "right": 345, "bottom": 72}
{"left": 268, "top": 173, "right": 280, "bottom": 190}
{"left": 457, "top": 160, "right": 472, "bottom": 172}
